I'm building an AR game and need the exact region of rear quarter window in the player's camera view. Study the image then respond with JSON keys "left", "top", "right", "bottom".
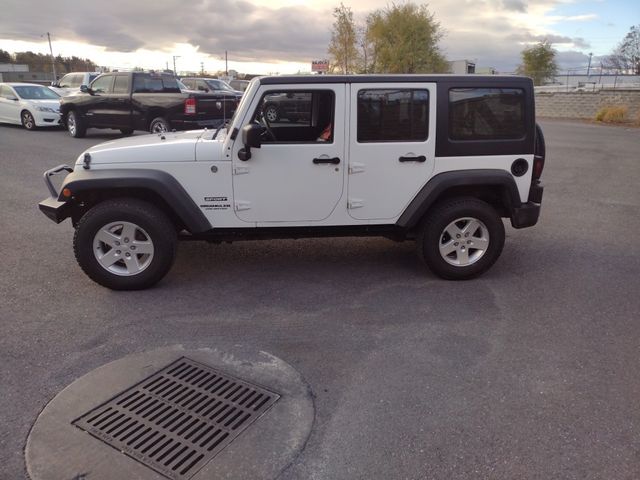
{"left": 449, "top": 88, "right": 525, "bottom": 140}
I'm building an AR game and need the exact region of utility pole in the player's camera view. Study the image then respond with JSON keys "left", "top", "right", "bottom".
{"left": 225, "top": 51, "right": 228, "bottom": 76}
{"left": 172, "top": 55, "right": 181, "bottom": 76}
{"left": 45, "top": 32, "right": 57, "bottom": 83}
{"left": 587, "top": 52, "right": 593, "bottom": 76}
{"left": 200, "top": 62, "right": 204, "bottom": 76}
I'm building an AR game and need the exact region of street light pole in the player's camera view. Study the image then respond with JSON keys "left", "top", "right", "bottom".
{"left": 587, "top": 52, "right": 593, "bottom": 77}
{"left": 172, "top": 55, "right": 181, "bottom": 76}
{"left": 46, "top": 32, "right": 57, "bottom": 83}
{"left": 225, "top": 50, "right": 228, "bottom": 76}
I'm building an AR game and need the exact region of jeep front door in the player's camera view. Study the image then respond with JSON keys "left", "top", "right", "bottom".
{"left": 347, "top": 83, "right": 436, "bottom": 220}
{"left": 231, "top": 85, "right": 345, "bottom": 223}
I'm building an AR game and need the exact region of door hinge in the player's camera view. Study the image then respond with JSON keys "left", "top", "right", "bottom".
{"left": 349, "top": 162, "right": 365, "bottom": 174}
{"left": 348, "top": 198, "right": 364, "bottom": 209}
{"left": 233, "top": 166, "right": 250, "bottom": 175}
{"left": 234, "top": 201, "right": 251, "bottom": 211}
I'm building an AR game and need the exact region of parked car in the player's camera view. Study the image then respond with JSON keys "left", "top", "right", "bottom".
{"left": 59, "top": 72, "right": 240, "bottom": 137}
{"left": 180, "top": 77, "right": 243, "bottom": 97}
{"left": 0, "top": 82, "right": 61, "bottom": 129}
{"left": 49, "top": 72, "right": 101, "bottom": 97}
{"left": 39, "top": 74, "right": 545, "bottom": 290}
{"left": 229, "top": 79, "right": 250, "bottom": 92}
{"left": 261, "top": 92, "right": 312, "bottom": 123}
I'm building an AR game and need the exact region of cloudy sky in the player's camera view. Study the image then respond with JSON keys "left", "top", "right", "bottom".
{"left": 0, "top": 0, "right": 635, "bottom": 74}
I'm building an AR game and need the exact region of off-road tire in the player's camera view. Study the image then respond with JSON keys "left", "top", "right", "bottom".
{"left": 417, "top": 197, "right": 505, "bottom": 280}
{"left": 73, "top": 198, "right": 177, "bottom": 290}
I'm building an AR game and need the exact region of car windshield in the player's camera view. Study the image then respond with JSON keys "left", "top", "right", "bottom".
{"left": 14, "top": 86, "right": 60, "bottom": 100}
{"left": 88, "top": 74, "right": 99, "bottom": 83}
{"left": 206, "top": 80, "right": 235, "bottom": 91}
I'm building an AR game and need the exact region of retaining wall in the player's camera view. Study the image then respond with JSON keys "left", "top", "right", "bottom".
{"left": 535, "top": 90, "right": 640, "bottom": 120}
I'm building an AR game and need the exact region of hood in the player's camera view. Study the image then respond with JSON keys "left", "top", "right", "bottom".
{"left": 76, "top": 130, "right": 206, "bottom": 166}
{"left": 26, "top": 99, "right": 60, "bottom": 109}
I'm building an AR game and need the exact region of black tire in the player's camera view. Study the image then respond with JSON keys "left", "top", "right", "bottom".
{"left": 120, "top": 128, "right": 134, "bottom": 135}
{"left": 66, "top": 110, "right": 87, "bottom": 138}
{"left": 21, "top": 110, "right": 36, "bottom": 130}
{"left": 149, "top": 116, "right": 170, "bottom": 134}
{"left": 73, "top": 198, "right": 177, "bottom": 290}
{"left": 417, "top": 197, "right": 505, "bottom": 280}
{"left": 263, "top": 104, "right": 279, "bottom": 123}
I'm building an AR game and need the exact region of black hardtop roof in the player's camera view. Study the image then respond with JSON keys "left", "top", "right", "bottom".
{"left": 260, "top": 74, "right": 532, "bottom": 86}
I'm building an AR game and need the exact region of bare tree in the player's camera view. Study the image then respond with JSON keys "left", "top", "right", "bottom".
{"left": 328, "top": 4, "right": 359, "bottom": 74}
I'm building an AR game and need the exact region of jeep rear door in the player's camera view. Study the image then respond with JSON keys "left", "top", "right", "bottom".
{"left": 347, "top": 83, "right": 436, "bottom": 220}
{"left": 231, "top": 84, "right": 345, "bottom": 223}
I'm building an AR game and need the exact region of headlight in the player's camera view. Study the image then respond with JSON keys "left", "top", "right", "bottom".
{"left": 36, "top": 106, "right": 58, "bottom": 113}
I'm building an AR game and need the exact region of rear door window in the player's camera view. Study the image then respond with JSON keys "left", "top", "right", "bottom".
{"left": 449, "top": 88, "right": 525, "bottom": 140}
{"left": 357, "top": 89, "right": 429, "bottom": 143}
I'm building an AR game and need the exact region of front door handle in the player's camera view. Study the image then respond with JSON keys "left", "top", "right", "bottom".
{"left": 399, "top": 155, "right": 426, "bottom": 163}
{"left": 313, "top": 157, "right": 341, "bottom": 165}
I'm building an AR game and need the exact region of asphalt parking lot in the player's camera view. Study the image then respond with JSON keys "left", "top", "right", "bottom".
{"left": 1, "top": 120, "right": 639, "bottom": 479}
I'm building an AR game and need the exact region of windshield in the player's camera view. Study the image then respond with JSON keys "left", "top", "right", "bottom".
{"left": 206, "top": 79, "right": 235, "bottom": 92}
{"left": 88, "top": 73, "right": 99, "bottom": 84}
{"left": 14, "top": 86, "right": 60, "bottom": 100}
{"left": 177, "top": 79, "right": 189, "bottom": 90}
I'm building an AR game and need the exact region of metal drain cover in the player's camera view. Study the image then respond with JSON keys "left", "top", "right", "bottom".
{"left": 72, "top": 357, "right": 280, "bottom": 479}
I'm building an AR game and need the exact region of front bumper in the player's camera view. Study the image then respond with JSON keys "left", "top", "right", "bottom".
{"left": 34, "top": 110, "right": 62, "bottom": 127}
{"left": 38, "top": 165, "right": 74, "bottom": 223}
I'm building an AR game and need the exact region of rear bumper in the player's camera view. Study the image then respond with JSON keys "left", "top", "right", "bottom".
{"left": 510, "top": 183, "right": 544, "bottom": 229}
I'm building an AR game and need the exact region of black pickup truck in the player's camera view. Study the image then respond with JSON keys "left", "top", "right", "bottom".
{"left": 59, "top": 72, "right": 241, "bottom": 137}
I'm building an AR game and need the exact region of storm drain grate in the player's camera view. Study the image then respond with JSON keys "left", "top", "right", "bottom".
{"left": 72, "top": 357, "right": 280, "bottom": 479}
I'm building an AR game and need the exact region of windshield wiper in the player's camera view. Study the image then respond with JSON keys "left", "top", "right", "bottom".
{"left": 213, "top": 120, "right": 230, "bottom": 140}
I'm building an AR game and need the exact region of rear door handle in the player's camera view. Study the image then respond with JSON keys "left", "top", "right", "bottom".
{"left": 399, "top": 155, "right": 426, "bottom": 163}
{"left": 313, "top": 157, "right": 341, "bottom": 164}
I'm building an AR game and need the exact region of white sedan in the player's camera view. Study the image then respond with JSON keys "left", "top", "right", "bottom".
{"left": 0, "top": 82, "right": 61, "bottom": 130}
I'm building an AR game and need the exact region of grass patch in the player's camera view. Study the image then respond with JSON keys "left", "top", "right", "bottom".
{"left": 595, "top": 106, "right": 628, "bottom": 123}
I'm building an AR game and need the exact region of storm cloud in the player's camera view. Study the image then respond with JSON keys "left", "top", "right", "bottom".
{"left": 0, "top": 0, "right": 598, "bottom": 71}
{"left": 0, "top": 0, "right": 332, "bottom": 62}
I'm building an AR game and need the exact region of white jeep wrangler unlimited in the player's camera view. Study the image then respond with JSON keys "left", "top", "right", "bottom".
{"left": 39, "top": 75, "right": 545, "bottom": 290}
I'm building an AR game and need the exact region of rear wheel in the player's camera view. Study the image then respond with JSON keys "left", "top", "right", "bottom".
{"left": 149, "top": 116, "right": 170, "bottom": 133}
{"left": 66, "top": 110, "right": 87, "bottom": 138}
{"left": 417, "top": 197, "right": 505, "bottom": 280}
{"left": 21, "top": 110, "right": 36, "bottom": 130}
{"left": 73, "top": 198, "right": 177, "bottom": 290}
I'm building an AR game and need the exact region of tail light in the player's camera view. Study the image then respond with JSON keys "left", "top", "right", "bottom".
{"left": 532, "top": 123, "right": 546, "bottom": 180}
{"left": 532, "top": 155, "right": 545, "bottom": 180}
{"left": 184, "top": 98, "right": 196, "bottom": 115}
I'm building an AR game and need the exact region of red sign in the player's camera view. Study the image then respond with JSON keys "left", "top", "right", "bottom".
{"left": 311, "top": 60, "right": 329, "bottom": 72}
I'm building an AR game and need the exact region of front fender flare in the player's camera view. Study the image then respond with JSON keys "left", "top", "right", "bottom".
{"left": 60, "top": 168, "right": 211, "bottom": 233}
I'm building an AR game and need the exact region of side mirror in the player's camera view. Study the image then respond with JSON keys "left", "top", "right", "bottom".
{"left": 242, "top": 123, "right": 263, "bottom": 149}
{"left": 238, "top": 123, "right": 264, "bottom": 161}
{"left": 80, "top": 85, "right": 92, "bottom": 94}
{"left": 10, "top": 97, "right": 19, "bottom": 102}
{"left": 51, "top": 82, "right": 59, "bottom": 87}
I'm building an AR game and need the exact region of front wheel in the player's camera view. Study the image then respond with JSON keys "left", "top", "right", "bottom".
{"left": 417, "top": 197, "right": 505, "bottom": 280}
{"left": 73, "top": 198, "right": 177, "bottom": 290}
{"left": 66, "top": 110, "right": 87, "bottom": 138}
{"left": 21, "top": 110, "right": 36, "bottom": 130}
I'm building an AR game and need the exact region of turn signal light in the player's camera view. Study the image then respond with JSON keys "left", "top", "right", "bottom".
{"left": 62, "top": 188, "right": 72, "bottom": 198}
